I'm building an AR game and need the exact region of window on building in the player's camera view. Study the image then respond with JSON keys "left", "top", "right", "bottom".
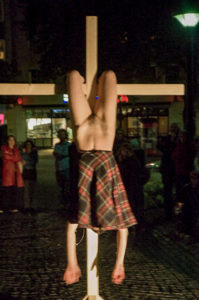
{"left": 0, "top": 39, "right": 5, "bottom": 60}
{"left": 0, "top": 0, "right": 4, "bottom": 22}
{"left": 26, "top": 108, "right": 72, "bottom": 148}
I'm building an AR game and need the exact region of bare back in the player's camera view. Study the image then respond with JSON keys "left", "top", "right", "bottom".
{"left": 68, "top": 70, "right": 117, "bottom": 151}
{"left": 75, "top": 116, "right": 115, "bottom": 151}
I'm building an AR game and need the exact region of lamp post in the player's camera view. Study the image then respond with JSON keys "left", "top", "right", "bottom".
{"left": 173, "top": 12, "right": 199, "bottom": 138}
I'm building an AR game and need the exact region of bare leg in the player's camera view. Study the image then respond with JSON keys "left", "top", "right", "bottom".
{"left": 112, "top": 228, "right": 128, "bottom": 284}
{"left": 67, "top": 70, "right": 92, "bottom": 126}
{"left": 63, "top": 222, "right": 82, "bottom": 285}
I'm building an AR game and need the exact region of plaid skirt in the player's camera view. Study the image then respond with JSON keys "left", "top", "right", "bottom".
{"left": 72, "top": 150, "right": 137, "bottom": 230}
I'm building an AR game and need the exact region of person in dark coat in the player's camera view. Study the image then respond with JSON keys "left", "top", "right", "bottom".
{"left": 157, "top": 123, "right": 180, "bottom": 220}
{"left": 176, "top": 170, "right": 199, "bottom": 240}
{"left": 113, "top": 128, "right": 127, "bottom": 160}
{"left": 172, "top": 130, "right": 196, "bottom": 202}
{"left": 117, "top": 142, "right": 145, "bottom": 227}
{"left": 21, "top": 139, "right": 38, "bottom": 212}
{"left": 53, "top": 129, "right": 71, "bottom": 208}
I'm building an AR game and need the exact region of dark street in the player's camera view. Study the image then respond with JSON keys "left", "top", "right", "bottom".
{"left": 0, "top": 150, "right": 199, "bottom": 300}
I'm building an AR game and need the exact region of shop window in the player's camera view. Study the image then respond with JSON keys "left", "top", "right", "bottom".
{"left": 26, "top": 108, "right": 73, "bottom": 148}
{"left": 27, "top": 118, "right": 52, "bottom": 139}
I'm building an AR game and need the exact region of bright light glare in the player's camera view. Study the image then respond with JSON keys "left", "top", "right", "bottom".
{"left": 174, "top": 13, "right": 199, "bottom": 27}
{"left": 63, "top": 94, "right": 69, "bottom": 103}
{"left": 146, "top": 163, "right": 155, "bottom": 166}
{"left": 27, "top": 118, "right": 51, "bottom": 130}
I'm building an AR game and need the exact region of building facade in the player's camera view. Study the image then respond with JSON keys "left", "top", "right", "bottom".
{"left": 0, "top": 0, "right": 198, "bottom": 150}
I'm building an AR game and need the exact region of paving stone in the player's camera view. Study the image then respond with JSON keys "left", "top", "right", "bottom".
{"left": 0, "top": 152, "right": 199, "bottom": 299}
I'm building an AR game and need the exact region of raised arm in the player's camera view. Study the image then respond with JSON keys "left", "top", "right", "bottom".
{"left": 67, "top": 70, "right": 92, "bottom": 127}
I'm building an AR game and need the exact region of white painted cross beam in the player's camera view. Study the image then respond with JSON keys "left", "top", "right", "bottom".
{"left": 0, "top": 81, "right": 184, "bottom": 96}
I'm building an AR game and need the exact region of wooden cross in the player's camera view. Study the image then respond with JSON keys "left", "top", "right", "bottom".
{"left": 78, "top": 16, "right": 184, "bottom": 300}
{"left": 0, "top": 16, "right": 185, "bottom": 300}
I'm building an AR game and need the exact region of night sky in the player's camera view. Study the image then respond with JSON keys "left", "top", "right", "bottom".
{"left": 25, "top": 0, "right": 199, "bottom": 82}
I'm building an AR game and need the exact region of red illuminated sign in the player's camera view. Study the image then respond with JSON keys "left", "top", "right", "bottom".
{"left": 117, "top": 95, "right": 129, "bottom": 103}
{"left": 0, "top": 114, "right": 4, "bottom": 124}
{"left": 17, "top": 97, "right": 23, "bottom": 105}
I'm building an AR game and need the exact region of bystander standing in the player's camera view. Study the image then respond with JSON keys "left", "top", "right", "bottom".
{"left": 174, "top": 170, "right": 199, "bottom": 241}
{"left": 157, "top": 123, "right": 180, "bottom": 220}
{"left": 53, "top": 129, "right": 71, "bottom": 209}
{"left": 172, "top": 130, "right": 196, "bottom": 203}
{"left": 116, "top": 142, "right": 145, "bottom": 229}
{"left": 0, "top": 135, "right": 24, "bottom": 213}
{"left": 21, "top": 139, "right": 38, "bottom": 213}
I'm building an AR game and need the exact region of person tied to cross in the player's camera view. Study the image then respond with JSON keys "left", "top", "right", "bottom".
{"left": 63, "top": 70, "right": 137, "bottom": 285}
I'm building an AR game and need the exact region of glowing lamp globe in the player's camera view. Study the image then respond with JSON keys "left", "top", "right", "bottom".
{"left": 174, "top": 13, "right": 199, "bottom": 27}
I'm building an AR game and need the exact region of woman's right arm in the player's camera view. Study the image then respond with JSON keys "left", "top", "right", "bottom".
{"left": 2, "top": 146, "right": 21, "bottom": 162}
{"left": 1, "top": 145, "right": 13, "bottom": 161}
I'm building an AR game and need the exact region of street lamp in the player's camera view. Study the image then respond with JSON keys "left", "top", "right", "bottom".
{"left": 173, "top": 10, "right": 199, "bottom": 138}
{"left": 174, "top": 13, "right": 199, "bottom": 27}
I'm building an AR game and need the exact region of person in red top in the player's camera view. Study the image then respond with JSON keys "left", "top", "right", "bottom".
{"left": 1, "top": 135, "right": 24, "bottom": 213}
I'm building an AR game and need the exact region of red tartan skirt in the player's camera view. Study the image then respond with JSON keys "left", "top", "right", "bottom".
{"left": 71, "top": 150, "right": 137, "bottom": 230}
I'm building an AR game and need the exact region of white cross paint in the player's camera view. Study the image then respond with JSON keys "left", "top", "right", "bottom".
{"left": 0, "top": 16, "right": 185, "bottom": 300}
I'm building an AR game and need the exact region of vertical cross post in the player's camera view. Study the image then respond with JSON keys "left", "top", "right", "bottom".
{"left": 82, "top": 16, "right": 104, "bottom": 300}
{"left": 86, "top": 16, "right": 98, "bottom": 95}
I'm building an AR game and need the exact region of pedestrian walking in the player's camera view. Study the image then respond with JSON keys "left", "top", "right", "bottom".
{"left": 21, "top": 139, "right": 38, "bottom": 213}
{"left": 0, "top": 135, "right": 24, "bottom": 212}
{"left": 53, "top": 129, "right": 71, "bottom": 209}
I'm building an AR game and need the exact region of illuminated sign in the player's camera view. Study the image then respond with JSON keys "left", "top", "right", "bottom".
{"left": 117, "top": 95, "right": 129, "bottom": 103}
{"left": 17, "top": 97, "right": 23, "bottom": 105}
{"left": 0, "top": 113, "right": 4, "bottom": 124}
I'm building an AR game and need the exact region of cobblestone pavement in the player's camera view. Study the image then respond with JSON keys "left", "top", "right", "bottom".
{"left": 0, "top": 210, "right": 199, "bottom": 300}
{"left": 0, "top": 150, "right": 199, "bottom": 299}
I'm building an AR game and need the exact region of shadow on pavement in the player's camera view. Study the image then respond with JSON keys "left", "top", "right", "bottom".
{"left": 0, "top": 294, "right": 21, "bottom": 300}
